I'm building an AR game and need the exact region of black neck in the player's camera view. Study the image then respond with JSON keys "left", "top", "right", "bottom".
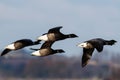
{"left": 64, "top": 34, "right": 71, "bottom": 38}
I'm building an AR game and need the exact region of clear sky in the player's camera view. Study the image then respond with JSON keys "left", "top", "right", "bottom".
{"left": 0, "top": 0, "right": 120, "bottom": 57}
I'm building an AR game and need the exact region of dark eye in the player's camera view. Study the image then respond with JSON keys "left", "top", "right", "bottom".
{"left": 82, "top": 45, "right": 84, "bottom": 46}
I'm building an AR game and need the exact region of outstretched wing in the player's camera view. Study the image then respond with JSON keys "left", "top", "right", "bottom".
{"left": 1, "top": 49, "right": 12, "bottom": 56}
{"left": 41, "top": 41, "right": 55, "bottom": 49}
{"left": 94, "top": 43, "right": 103, "bottom": 52}
{"left": 88, "top": 39, "right": 104, "bottom": 52}
{"left": 30, "top": 41, "right": 54, "bottom": 50}
{"left": 82, "top": 48, "right": 94, "bottom": 67}
{"left": 48, "top": 26, "right": 63, "bottom": 33}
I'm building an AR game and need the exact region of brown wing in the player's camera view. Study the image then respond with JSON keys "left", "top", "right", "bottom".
{"left": 48, "top": 26, "right": 63, "bottom": 33}
{"left": 82, "top": 48, "right": 94, "bottom": 67}
{"left": 41, "top": 41, "right": 55, "bottom": 49}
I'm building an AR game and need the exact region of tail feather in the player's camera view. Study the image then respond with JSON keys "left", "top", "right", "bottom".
{"left": 34, "top": 40, "right": 41, "bottom": 45}
{"left": 105, "top": 40, "right": 117, "bottom": 45}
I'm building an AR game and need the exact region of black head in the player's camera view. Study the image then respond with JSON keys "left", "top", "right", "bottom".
{"left": 110, "top": 40, "right": 117, "bottom": 43}
{"left": 108, "top": 40, "right": 117, "bottom": 46}
{"left": 68, "top": 34, "right": 78, "bottom": 38}
{"left": 55, "top": 49, "right": 65, "bottom": 53}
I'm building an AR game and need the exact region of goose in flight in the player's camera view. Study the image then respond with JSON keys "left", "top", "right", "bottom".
{"left": 37, "top": 26, "right": 78, "bottom": 42}
{"left": 31, "top": 41, "right": 65, "bottom": 56}
{"left": 77, "top": 38, "right": 117, "bottom": 67}
{"left": 1, "top": 39, "right": 40, "bottom": 56}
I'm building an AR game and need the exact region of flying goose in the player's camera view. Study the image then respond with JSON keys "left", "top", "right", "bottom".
{"left": 77, "top": 38, "right": 117, "bottom": 67}
{"left": 1, "top": 39, "right": 40, "bottom": 56}
{"left": 31, "top": 41, "right": 65, "bottom": 57}
{"left": 37, "top": 26, "right": 78, "bottom": 42}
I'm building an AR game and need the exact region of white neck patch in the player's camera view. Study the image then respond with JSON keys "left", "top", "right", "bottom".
{"left": 77, "top": 42, "right": 88, "bottom": 48}
{"left": 5, "top": 43, "right": 15, "bottom": 50}
{"left": 31, "top": 50, "right": 41, "bottom": 56}
{"left": 37, "top": 34, "right": 48, "bottom": 41}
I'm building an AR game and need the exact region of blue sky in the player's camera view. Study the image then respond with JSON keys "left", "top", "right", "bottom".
{"left": 0, "top": 0, "right": 120, "bottom": 57}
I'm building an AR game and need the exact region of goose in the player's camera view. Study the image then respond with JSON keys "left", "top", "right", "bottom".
{"left": 77, "top": 38, "right": 117, "bottom": 67}
{"left": 1, "top": 39, "right": 40, "bottom": 56}
{"left": 31, "top": 41, "right": 65, "bottom": 57}
{"left": 37, "top": 26, "right": 78, "bottom": 42}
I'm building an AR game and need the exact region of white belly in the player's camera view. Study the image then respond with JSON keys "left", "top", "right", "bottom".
{"left": 37, "top": 34, "right": 48, "bottom": 41}
{"left": 31, "top": 50, "right": 41, "bottom": 56}
{"left": 5, "top": 43, "right": 15, "bottom": 50}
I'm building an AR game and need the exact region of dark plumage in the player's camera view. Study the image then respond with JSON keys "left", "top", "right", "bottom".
{"left": 1, "top": 39, "right": 40, "bottom": 56}
{"left": 37, "top": 26, "right": 78, "bottom": 42}
{"left": 77, "top": 38, "right": 117, "bottom": 67}
{"left": 31, "top": 41, "right": 65, "bottom": 57}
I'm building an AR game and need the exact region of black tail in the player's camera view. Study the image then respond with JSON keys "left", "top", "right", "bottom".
{"left": 1, "top": 49, "right": 12, "bottom": 56}
{"left": 105, "top": 40, "right": 117, "bottom": 45}
{"left": 34, "top": 40, "right": 41, "bottom": 45}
